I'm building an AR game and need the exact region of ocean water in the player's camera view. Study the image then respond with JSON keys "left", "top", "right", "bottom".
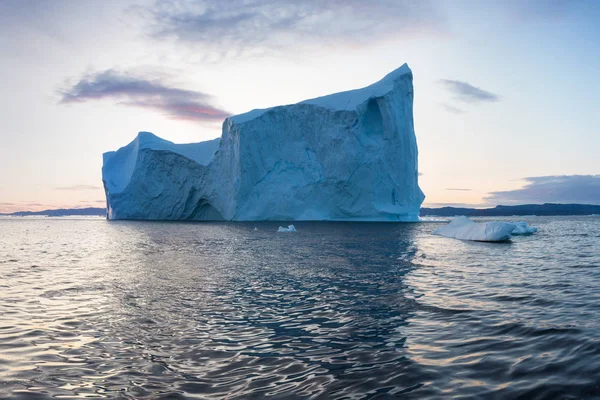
{"left": 0, "top": 216, "right": 599, "bottom": 399}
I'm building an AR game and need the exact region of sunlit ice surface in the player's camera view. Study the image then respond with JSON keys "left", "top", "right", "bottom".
{"left": 0, "top": 216, "right": 599, "bottom": 398}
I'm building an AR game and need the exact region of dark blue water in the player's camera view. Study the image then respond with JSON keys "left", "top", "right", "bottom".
{"left": 1, "top": 216, "right": 599, "bottom": 399}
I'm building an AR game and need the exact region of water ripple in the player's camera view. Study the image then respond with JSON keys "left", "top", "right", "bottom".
{"left": 0, "top": 216, "right": 599, "bottom": 399}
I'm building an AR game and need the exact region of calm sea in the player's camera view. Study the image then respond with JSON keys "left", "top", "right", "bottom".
{"left": 1, "top": 216, "right": 599, "bottom": 399}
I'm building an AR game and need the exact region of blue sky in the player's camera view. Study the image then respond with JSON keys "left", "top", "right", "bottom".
{"left": 0, "top": 0, "right": 599, "bottom": 212}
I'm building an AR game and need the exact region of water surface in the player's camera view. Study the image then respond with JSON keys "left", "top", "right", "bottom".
{"left": 1, "top": 216, "right": 599, "bottom": 399}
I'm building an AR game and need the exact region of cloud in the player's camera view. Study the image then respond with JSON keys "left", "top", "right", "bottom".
{"left": 485, "top": 175, "right": 600, "bottom": 205}
{"left": 55, "top": 185, "right": 102, "bottom": 191}
{"left": 59, "top": 69, "right": 230, "bottom": 122}
{"left": 446, "top": 188, "right": 471, "bottom": 191}
{"left": 440, "top": 103, "right": 466, "bottom": 114}
{"left": 439, "top": 79, "right": 500, "bottom": 104}
{"left": 140, "top": 0, "right": 446, "bottom": 58}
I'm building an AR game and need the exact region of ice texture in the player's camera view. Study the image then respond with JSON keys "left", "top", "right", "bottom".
{"left": 102, "top": 64, "right": 424, "bottom": 221}
{"left": 433, "top": 216, "right": 516, "bottom": 242}
{"left": 510, "top": 222, "right": 537, "bottom": 235}
{"left": 277, "top": 225, "right": 297, "bottom": 232}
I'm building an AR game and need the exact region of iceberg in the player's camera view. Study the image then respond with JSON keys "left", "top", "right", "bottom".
{"left": 102, "top": 64, "right": 424, "bottom": 221}
{"left": 277, "top": 225, "right": 297, "bottom": 232}
{"left": 510, "top": 221, "right": 537, "bottom": 235}
{"left": 433, "top": 216, "right": 516, "bottom": 242}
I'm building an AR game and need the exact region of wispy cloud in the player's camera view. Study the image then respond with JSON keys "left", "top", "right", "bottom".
{"left": 485, "top": 175, "right": 600, "bottom": 205}
{"left": 55, "top": 185, "right": 102, "bottom": 191}
{"left": 59, "top": 69, "right": 230, "bottom": 122}
{"left": 440, "top": 102, "right": 466, "bottom": 114}
{"left": 439, "top": 79, "right": 500, "bottom": 104}
{"left": 446, "top": 188, "right": 472, "bottom": 191}
{"left": 139, "top": 0, "right": 446, "bottom": 58}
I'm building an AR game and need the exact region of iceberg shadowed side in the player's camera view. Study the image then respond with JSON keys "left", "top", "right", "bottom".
{"left": 102, "top": 64, "right": 425, "bottom": 221}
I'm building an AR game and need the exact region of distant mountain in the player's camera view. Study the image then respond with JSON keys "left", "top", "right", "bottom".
{"left": 0, "top": 207, "right": 106, "bottom": 217}
{"left": 420, "top": 203, "right": 600, "bottom": 217}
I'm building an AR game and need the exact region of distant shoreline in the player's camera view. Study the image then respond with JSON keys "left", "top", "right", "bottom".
{"left": 1, "top": 203, "right": 600, "bottom": 218}
{"left": 420, "top": 203, "right": 600, "bottom": 217}
{"left": 0, "top": 207, "right": 106, "bottom": 217}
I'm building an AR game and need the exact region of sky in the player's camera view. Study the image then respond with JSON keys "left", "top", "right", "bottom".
{"left": 1, "top": 0, "right": 599, "bottom": 213}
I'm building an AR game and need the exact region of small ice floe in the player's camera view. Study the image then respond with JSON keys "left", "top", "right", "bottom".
{"left": 253, "top": 227, "right": 259, "bottom": 231}
{"left": 277, "top": 224, "right": 297, "bottom": 232}
{"left": 433, "top": 216, "right": 516, "bottom": 242}
{"left": 510, "top": 221, "right": 537, "bottom": 235}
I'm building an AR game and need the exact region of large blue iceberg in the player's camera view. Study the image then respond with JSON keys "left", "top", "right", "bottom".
{"left": 102, "top": 64, "right": 425, "bottom": 221}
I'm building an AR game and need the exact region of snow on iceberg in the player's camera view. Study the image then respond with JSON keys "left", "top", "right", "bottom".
{"left": 433, "top": 216, "right": 516, "bottom": 242}
{"left": 277, "top": 225, "right": 297, "bottom": 232}
{"left": 102, "top": 64, "right": 424, "bottom": 221}
{"left": 510, "top": 221, "right": 537, "bottom": 235}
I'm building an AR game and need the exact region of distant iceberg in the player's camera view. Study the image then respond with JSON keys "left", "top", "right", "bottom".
{"left": 510, "top": 221, "right": 537, "bottom": 235}
{"left": 277, "top": 225, "right": 297, "bottom": 232}
{"left": 433, "top": 216, "right": 516, "bottom": 242}
{"left": 433, "top": 217, "right": 539, "bottom": 242}
{"left": 102, "top": 64, "right": 424, "bottom": 221}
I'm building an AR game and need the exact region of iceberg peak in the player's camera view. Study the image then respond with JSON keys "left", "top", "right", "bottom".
{"left": 230, "top": 63, "right": 412, "bottom": 124}
{"left": 378, "top": 63, "right": 412, "bottom": 83}
{"left": 136, "top": 130, "right": 161, "bottom": 141}
{"left": 300, "top": 63, "right": 411, "bottom": 112}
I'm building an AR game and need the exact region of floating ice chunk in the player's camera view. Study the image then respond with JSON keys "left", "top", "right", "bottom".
{"left": 253, "top": 227, "right": 259, "bottom": 231}
{"left": 433, "top": 216, "right": 515, "bottom": 242}
{"left": 510, "top": 221, "right": 537, "bottom": 235}
{"left": 277, "top": 225, "right": 297, "bottom": 232}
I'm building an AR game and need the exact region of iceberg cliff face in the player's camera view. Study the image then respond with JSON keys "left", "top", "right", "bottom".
{"left": 102, "top": 63, "right": 425, "bottom": 221}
